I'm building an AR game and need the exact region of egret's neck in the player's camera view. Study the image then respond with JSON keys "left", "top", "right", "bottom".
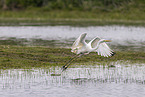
{"left": 92, "top": 39, "right": 104, "bottom": 50}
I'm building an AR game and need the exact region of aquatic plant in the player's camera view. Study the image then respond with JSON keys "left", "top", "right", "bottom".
{"left": 0, "top": 45, "right": 144, "bottom": 69}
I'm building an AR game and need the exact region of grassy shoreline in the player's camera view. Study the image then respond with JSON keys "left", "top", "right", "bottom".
{"left": 0, "top": 10, "right": 145, "bottom": 26}
{"left": 0, "top": 45, "right": 144, "bottom": 69}
{"left": 1, "top": 18, "right": 145, "bottom": 26}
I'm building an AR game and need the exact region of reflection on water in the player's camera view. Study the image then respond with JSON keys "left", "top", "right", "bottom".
{"left": 0, "top": 26, "right": 145, "bottom": 51}
{"left": 0, "top": 63, "right": 145, "bottom": 97}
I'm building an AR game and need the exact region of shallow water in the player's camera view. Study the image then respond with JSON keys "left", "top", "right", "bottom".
{"left": 0, "top": 26, "right": 145, "bottom": 51}
{"left": 0, "top": 63, "right": 145, "bottom": 97}
{"left": 0, "top": 25, "right": 145, "bottom": 97}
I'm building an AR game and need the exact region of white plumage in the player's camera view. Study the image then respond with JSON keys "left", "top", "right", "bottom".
{"left": 71, "top": 33, "right": 115, "bottom": 57}
{"left": 61, "top": 33, "right": 115, "bottom": 71}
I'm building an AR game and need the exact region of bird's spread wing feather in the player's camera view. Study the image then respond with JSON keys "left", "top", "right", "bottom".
{"left": 71, "top": 33, "right": 87, "bottom": 50}
{"left": 89, "top": 37, "right": 114, "bottom": 57}
{"left": 96, "top": 43, "right": 114, "bottom": 57}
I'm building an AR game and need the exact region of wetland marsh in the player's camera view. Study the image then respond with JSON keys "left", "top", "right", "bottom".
{"left": 0, "top": 64, "right": 145, "bottom": 97}
{"left": 0, "top": 25, "right": 145, "bottom": 97}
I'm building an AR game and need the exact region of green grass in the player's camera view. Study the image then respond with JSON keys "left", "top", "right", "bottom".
{"left": 0, "top": 8, "right": 145, "bottom": 26}
{"left": 0, "top": 0, "right": 145, "bottom": 26}
{"left": 0, "top": 45, "right": 144, "bottom": 69}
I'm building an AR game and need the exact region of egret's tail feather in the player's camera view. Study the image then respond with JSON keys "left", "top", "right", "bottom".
{"left": 111, "top": 52, "right": 116, "bottom": 56}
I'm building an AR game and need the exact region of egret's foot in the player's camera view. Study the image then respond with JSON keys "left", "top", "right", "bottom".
{"left": 62, "top": 65, "right": 68, "bottom": 71}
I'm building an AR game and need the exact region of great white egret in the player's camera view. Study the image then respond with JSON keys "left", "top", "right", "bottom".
{"left": 62, "top": 33, "right": 115, "bottom": 71}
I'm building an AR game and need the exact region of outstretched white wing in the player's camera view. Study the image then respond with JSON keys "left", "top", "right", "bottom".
{"left": 71, "top": 33, "right": 87, "bottom": 51}
{"left": 96, "top": 42, "right": 114, "bottom": 57}
{"left": 89, "top": 37, "right": 114, "bottom": 57}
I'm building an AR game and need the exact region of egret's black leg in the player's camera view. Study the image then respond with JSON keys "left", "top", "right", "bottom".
{"left": 62, "top": 55, "right": 77, "bottom": 69}
{"left": 61, "top": 54, "right": 83, "bottom": 72}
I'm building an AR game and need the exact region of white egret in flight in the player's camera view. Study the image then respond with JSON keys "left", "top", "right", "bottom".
{"left": 62, "top": 33, "right": 115, "bottom": 71}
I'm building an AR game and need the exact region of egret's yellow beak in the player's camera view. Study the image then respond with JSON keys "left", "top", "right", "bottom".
{"left": 104, "top": 40, "right": 111, "bottom": 42}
